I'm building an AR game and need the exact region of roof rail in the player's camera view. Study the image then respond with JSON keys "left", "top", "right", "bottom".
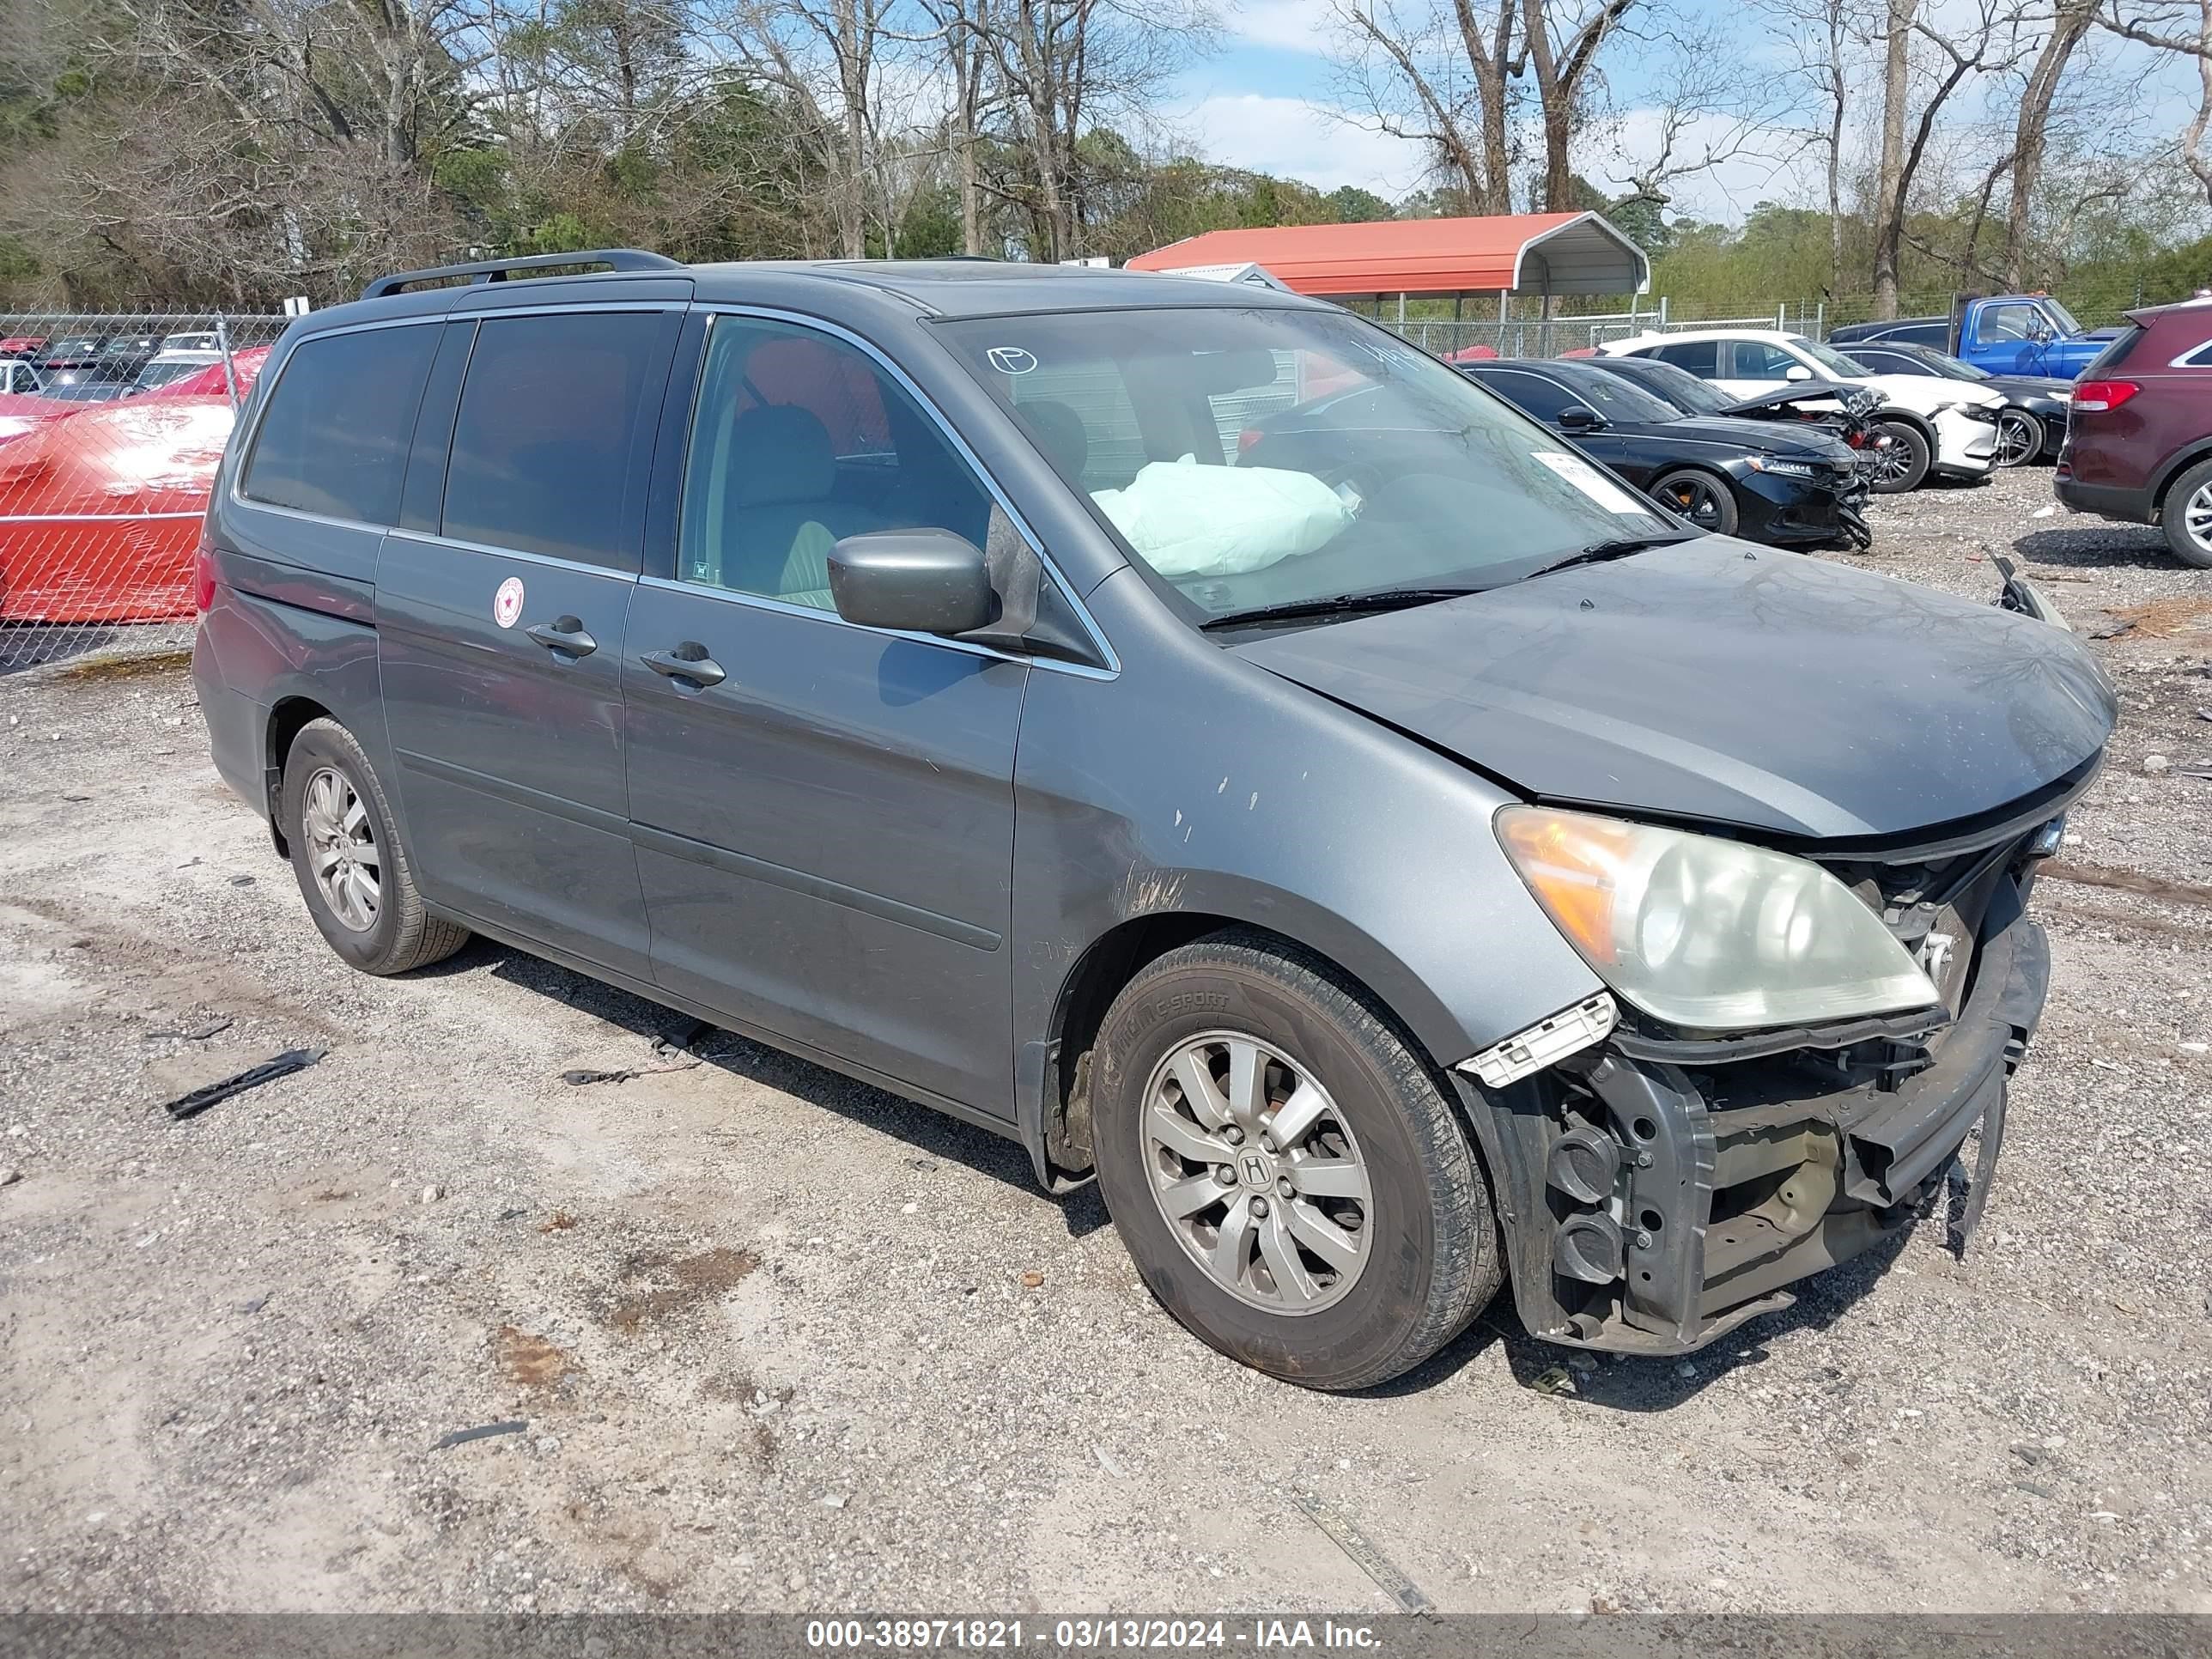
{"left": 361, "top": 248, "right": 684, "bottom": 301}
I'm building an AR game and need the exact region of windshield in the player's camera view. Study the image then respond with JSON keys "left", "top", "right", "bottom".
{"left": 1549, "top": 367, "right": 1681, "bottom": 424}
{"left": 939, "top": 308, "right": 1674, "bottom": 623}
{"left": 1788, "top": 337, "right": 1871, "bottom": 379}
{"left": 2043, "top": 299, "right": 2083, "bottom": 335}
{"left": 134, "top": 360, "right": 208, "bottom": 389}
{"left": 1917, "top": 348, "right": 1988, "bottom": 380}
{"left": 1610, "top": 359, "right": 1733, "bottom": 415}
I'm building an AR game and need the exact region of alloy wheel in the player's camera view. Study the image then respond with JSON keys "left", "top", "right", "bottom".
{"left": 1141, "top": 1031, "right": 1373, "bottom": 1316}
{"left": 1658, "top": 474, "right": 1728, "bottom": 530}
{"left": 2186, "top": 483, "right": 2212, "bottom": 556}
{"left": 301, "top": 765, "right": 381, "bottom": 933}
{"left": 1868, "top": 437, "right": 1915, "bottom": 488}
{"left": 1994, "top": 410, "right": 2041, "bottom": 468}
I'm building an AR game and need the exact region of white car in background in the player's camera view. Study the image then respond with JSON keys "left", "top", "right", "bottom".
{"left": 1598, "top": 328, "right": 2004, "bottom": 493}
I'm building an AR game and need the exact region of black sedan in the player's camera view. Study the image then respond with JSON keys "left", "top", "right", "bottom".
{"left": 1461, "top": 359, "right": 1870, "bottom": 550}
{"left": 1835, "top": 342, "right": 2069, "bottom": 466}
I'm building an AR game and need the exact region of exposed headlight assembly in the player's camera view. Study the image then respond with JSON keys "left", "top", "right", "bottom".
{"left": 1745, "top": 455, "right": 1817, "bottom": 478}
{"left": 1496, "top": 807, "right": 1940, "bottom": 1031}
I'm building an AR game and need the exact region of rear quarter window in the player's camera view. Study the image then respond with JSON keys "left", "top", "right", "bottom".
{"left": 2084, "top": 325, "right": 2144, "bottom": 375}
{"left": 240, "top": 325, "right": 441, "bottom": 523}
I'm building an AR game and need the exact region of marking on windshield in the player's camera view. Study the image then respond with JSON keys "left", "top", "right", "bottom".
{"left": 988, "top": 346, "right": 1038, "bottom": 375}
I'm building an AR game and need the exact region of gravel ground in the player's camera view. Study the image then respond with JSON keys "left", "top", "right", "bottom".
{"left": 2, "top": 465, "right": 2209, "bottom": 1616}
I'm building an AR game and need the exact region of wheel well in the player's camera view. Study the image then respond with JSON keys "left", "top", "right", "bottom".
{"left": 1041, "top": 913, "right": 1431, "bottom": 1179}
{"left": 263, "top": 696, "right": 334, "bottom": 855}
{"left": 1048, "top": 913, "right": 1229, "bottom": 1122}
{"left": 2150, "top": 445, "right": 2212, "bottom": 512}
{"left": 1872, "top": 408, "right": 1934, "bottom": 447}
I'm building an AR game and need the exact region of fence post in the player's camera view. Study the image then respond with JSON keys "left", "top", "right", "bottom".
{"left": 1657, "top": 295, "right": 1668, "bottom": 329}
{"left": 1814, "top": 300, "right": 1825, "bottom": 339}
{"left": 215, "top": 313, "right": 241, "bottom": 412}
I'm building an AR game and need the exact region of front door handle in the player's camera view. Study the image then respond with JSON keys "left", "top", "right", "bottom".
{"left": 525, "top": 617, "right": 598, "bottom": 657}
{"left": 641, "top": 645, "right": 726, "bottom": 688}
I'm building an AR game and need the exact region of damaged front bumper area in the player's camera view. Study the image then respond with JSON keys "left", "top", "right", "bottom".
{"left": 1454, "top": 872, "right": 2050, "bottom": 1356}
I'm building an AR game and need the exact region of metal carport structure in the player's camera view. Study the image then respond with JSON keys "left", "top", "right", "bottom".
{"left": 1126, "top": 211, "right": 1650, "bottom": 319}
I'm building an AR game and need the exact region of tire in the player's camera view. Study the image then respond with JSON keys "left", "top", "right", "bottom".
{"left": 1648, "top": 468, "right": 1740, "bottom": 538}
{"left": 1866, "top": 419, "right": 1930, "bottom": 494}
{"left": 279, "top": 718, "right": 470, "bottom": 975}
{"left": 2160, "top": 458, "right": 2212, "bottom": 568}
{"left": 1994, "top": 408, "right": 2044, "bottom": 468}
{"left": 1091, "top": 930, "right": 1504, "bottom": 1391}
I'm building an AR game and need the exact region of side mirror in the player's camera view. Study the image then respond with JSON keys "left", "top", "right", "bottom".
{"left": 829, "top": 529, "right": 994, "bottom": 636}
{"left": 1784, "top": 364, "right": 1814, "bottom": 382}
{"left": 1557, "top": 405, "right": 1606, "bottom": 431}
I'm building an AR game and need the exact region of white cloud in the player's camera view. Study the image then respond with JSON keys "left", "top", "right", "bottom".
{"left": 1172, "top": 93, "right": 1435, "bottom": 198}
{"left": 1223, "top": 0, "right": 1339, "bottom": 54}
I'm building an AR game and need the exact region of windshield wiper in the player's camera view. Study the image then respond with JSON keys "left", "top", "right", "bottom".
{"left": 1522, "top": 534, "right": 1692, "bottom": 580}
{"left": 1198, "top": 586, "right": 1486, "bottom": 631}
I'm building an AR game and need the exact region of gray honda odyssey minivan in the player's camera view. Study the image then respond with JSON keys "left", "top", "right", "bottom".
{"left": 193, "top": 251, "right": 2115, "bottom": 1389}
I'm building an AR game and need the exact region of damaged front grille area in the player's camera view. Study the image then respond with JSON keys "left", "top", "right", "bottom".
{"left": 1466, "top": 819, "right": 2056, "bottom": 1356}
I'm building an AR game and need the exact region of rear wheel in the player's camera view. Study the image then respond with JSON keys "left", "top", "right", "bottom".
{"left": 2160, "top": 458, "right": 2212, "bottom": 568}
{"left": 1994, "top": 408, "right": 2044, "bottom": 468}
{"left": 1649, "top": 468, "right": 1740, "bottom": 537}
{"left": 281, "top": 718, "right": 470, "bottom": 975}
{"left": 1867, "top": 419, "right": 1930, "bottom": 493}
{"left": 1091, "top": 931, "right": 1503, "bottom": 1391}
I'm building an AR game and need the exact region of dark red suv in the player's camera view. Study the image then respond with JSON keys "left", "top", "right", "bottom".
{"left": 2054, "top": 298, "right": 2212, "bottom": 566}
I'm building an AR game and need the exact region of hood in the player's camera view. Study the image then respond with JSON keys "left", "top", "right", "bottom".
{"left": 1981, "top": 374, "right": 2074, "bottom": 396}
{"left": 1867, "top": 374, "right": 2004, "bottom": 410}
{"left": 1236, "top": 539, "right": 2117, "bottom": 842}
{"left": 1720, "top": 383, "right": 1875, "bottom": 418}
{"left": 1634, "top": 415, "right": 1853, "bottom": 459}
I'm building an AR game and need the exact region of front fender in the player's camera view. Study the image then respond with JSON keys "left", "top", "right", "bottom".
{"left": 1008, "top": 570, "right": 1605, "bottom": 1181}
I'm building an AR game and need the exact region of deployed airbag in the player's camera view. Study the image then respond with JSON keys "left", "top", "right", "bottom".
{"left": 1091, "top": 459, "right": 1352, "bottom": 577}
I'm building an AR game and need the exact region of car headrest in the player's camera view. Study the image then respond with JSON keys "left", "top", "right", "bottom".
{"left": 1018, "top": 399, "right": 1090, "bottom": 479}
{"left": 727, "top": 404, "right": 835, "bottom": 506}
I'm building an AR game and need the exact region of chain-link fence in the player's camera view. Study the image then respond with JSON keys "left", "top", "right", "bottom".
{"left": 0, "top": 312, "right": 290, "bottom": 674}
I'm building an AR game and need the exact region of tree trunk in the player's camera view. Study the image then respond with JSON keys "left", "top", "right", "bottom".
{"left": 2004, "top": 0, "right": 2094, "bottom": 287}
{"left": 1872, "top": 0, "right": 1915, "bottom": 318}
{"left": 1826, "top": 13, "right": 1845, "bottom": 295}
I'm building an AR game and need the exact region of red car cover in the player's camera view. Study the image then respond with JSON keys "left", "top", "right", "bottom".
{"left": 0, "top": 394, "right": 237, "bottom": 623}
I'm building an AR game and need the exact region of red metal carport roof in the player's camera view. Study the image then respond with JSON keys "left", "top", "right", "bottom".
{"left": 1126, "top": 211, "right": 1649, "bottom": 298}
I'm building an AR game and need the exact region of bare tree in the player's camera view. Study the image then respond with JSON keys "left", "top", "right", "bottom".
{"left": 1775, "top": 0, "right": 1861, "bottom": 292}
{"left": 1871, "top": 0, "right": 2030, "bottom": 315}
{"left": 983, "top": 0, "right": 1211, "bottom": 259}
{"left": 1596, "top": 13, "right": 1808, "bottom": 225}
{"left": 917, "top": 0, "right": 999, "bottom": 252}
{"left": 1331, "top": 0, "right": 1516, "bottom": 213}
{"left": 2004, "top": 0, "right": 2099, "bottom": 282}
{"left": 1519, "top": 0, "right": 1638, "bottom": 210}
{"left": 2102, "top": 0, "right": 2212, "bottom": 204}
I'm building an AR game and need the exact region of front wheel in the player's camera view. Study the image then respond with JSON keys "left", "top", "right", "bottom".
{"left": 1649, "top": 468, "right": 1740, "bottom": 537}
{"left": 1091, "top": 932, "right": 1504, "bottom": 1391}
{"left": 1866, "top": 420, "right": 1930, "bottom": 494}
{"left": 1995, "top": 408, "right": 2044, "bottom": 468}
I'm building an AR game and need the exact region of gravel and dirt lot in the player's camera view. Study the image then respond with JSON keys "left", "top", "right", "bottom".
{"left": 3, "top": 465, "right": 2209, "bottom": 1616}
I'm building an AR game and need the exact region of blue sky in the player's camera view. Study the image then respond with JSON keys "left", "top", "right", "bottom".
{"left": 1158, "top": 0, "right": 2207, "bottom": 226}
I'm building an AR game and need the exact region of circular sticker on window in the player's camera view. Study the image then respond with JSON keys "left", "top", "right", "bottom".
{"left": 493, "top": 576, "right": 526, "bottom": 629}
{"left": 987, "top": 345, "right": 1038, "bottom": 375}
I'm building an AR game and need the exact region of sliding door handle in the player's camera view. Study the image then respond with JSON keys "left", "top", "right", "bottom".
{"left": 525, "top": 617, "right": 598, "bottom": 657}
{"left": 641, "top": 646, "right": 726, "bottom": 688}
